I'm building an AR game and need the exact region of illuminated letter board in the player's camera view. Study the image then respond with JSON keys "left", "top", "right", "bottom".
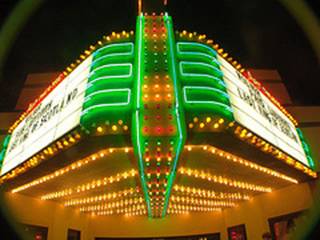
{"left": 1, "top": 57, "right": 93, "bottom": 175}
{"left": 217, "top": 55, "right": 310, "bottom": 167}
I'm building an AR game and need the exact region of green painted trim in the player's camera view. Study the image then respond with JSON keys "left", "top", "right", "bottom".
{"left": 80, "top": 41, "right": 135, "bottom": 130}
{"left": 162, "top": 13, "right": 187, "bottom": 218}
{"left": 0, "top": 135, "right": 11, "bottom": 169}
{"left": 297, "top": 128, "right": 315, "bottom": 170}
{"left": 176, "top": 40, "right": 234, "bottom": 123}
{"left": 132, "top": 14, "right": 152, "bottom": 217}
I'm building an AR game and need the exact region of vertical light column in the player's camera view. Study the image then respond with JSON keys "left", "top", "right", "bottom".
{"left": 133, "top": 12, "right": 185, "bottom": 218}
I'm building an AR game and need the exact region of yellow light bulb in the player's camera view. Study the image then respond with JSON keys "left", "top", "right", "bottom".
{"left": 97, "top": 126, "right": 103, "bottom": 133}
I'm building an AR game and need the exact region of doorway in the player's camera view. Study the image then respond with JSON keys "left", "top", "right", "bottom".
{"left": 67, "top": 229, "right": 81, "bottom": 240}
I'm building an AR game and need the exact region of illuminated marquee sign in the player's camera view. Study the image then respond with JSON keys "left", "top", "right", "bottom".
{"left": 217, "top": 55, "right": 310, "bottom": 167}
{"left": 0, "top": 10, "right": 316, "bottom": 219}
{"left": 1, "top": 56, "right": 93, "bottom": 175}
{"left": 0, "top": 0, "right": 316, "bottom": 220}
{"left": 0, "top": 35, "right": 313, "bottom": 178}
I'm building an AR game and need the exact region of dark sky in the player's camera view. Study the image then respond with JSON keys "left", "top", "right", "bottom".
{"left": 0, "top": 0, "right": 319, "bottom": 111}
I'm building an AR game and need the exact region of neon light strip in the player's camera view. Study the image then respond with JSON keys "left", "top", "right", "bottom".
{"left": 92, "top": 43, "right": 134, "bottom": 65}
{"left": 183, "top": 86, "right": 233, "bottom": 111}
{"left": 86, "top": 63, "right": 133, "bottom": 90}
{"left": 87, "top": 75, "right": 132, "bottom": 91}
{"left": 92, "top": 52, "right": 133, "bottom": 65}
{"left": 177, "top": 42, "right": 218, "bottom": 56}
{"left": 84, "top": 88, "right": 131, "bottom": 102}
{"left": 179, "top": 65, "right": 225, "bottom": 87}
{"left": 162, "top": 13, "right": 185, "bottom": 217}
{"left": 179, "top": 61, "right": 223, "bottom": 79}
{"left": 94, "top": 42, "right": 134, "bottom": 55}
{"left": 136, "top": 17, "right": 143, "bottom": 110}
{"left": 177, "top": 51, "right": 220, "bottom": 66}
{"left": 82, "top": 101, "right": 131, "bottom": 114}
{"left": 177, "top": 42, "right": 220, "bottom": 65}
{"left": 89, "top": 63, "right": 132, "bottom": 77}
{"left": 134, "top": 14, "right": 152, "bottom": 217}
{"left": 183, "top": 86, "right": 230, "bottom": 100}
{"left": 81, "top": 89, "right": 131, "bottom": 115}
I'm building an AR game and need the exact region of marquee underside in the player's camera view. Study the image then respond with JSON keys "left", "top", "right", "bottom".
{"left": 1, "top": 129, "right": 308, "bottom": 217}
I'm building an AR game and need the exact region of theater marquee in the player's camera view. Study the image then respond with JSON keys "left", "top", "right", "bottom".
{"left": 218, "top": 56, "right": 310, "bottom": 167}
{"left": 1, "top": 57, "right": 92, "bottom": 175}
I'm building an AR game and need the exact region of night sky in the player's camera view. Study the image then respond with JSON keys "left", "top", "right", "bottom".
{"left": 0, "top": 0, "right": 319, "bottom": 112}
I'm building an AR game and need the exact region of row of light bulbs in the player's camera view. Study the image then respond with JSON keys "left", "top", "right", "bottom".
{"left": 173, "top": 185, "right": 250, "bottom": 201}
{"left": 94, "top": 208, "right": 147, "bottom": 217}
{"left": 64, "top": 187, "right": 140, "bottom": 207}
{"left": 167, "top": 209, "right": 190, "bottom": 215}
{"left": 168, "top": 204, "right": 222, "bottom": 213}
{"left": 188, "top": 117, "right": 225, "bottom": 130}
{"left": 95, "top": 119, "right": 129, "bottom": 134}
{"left": 143, "top": 74, "right": 170, "bottom": 81}
{"left": 79, "top": 197, "right": 145, "bottom": 212}
{"left": 233, "top": 125, "right": 316, "bottom": 178}
{"left": 143, "top": 83, "right": 171, "bottom": 92}
{"left": 11, "top": 147, "right": 132, "bottom": 193}
{"left": 124, "top": 210, "right": 147, "bottom": 217}
{"left": 185, "top": 144, "right": 298, "bottom": 184}
{"left": 2, "top": 130, "right": 82, "bottom": 184}
{"left": 41, "top": 169, "right": 138, "bottom": 200}
{"left": 170, "top": 196, "right": 236, "bottom": 208}
{"left": 143, "top": 93, "right": 172, "bottom": 102}
{"left": 177, "top": 30, "right": 243, "bottom": 72}
{"left": 178, "top": 167, "right": 272, "bottom": 193}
